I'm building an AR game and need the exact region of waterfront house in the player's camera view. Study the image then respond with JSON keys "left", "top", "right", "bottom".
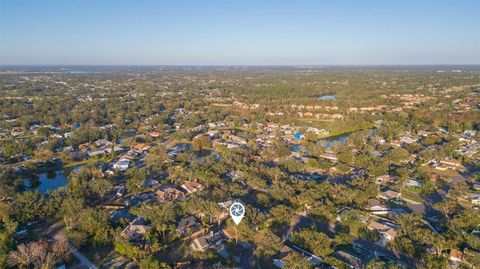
{"left": 319, "top": 151, "right": 338, "bottom": 162}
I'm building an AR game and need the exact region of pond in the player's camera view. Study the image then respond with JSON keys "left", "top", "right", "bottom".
{"left": 23, "top": 166, "right": 79, "bottom": 194}
{"left": 291, "top": 145, "right": 302, "bottom": 152}
{"left": 318, "top": 128, "right": 377, "bottom": 149}
{"left": 319, "top": 133, "right": 350, "bottom": 148}
{"left": 317, "top": 94, "right": 336, "bottom": 101}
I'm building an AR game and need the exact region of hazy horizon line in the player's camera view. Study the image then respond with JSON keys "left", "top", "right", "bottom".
{"left": 1, "top": 64, "right": 480, "bottom": 67}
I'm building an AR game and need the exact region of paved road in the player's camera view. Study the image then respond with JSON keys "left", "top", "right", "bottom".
{"left": 44, "top": 221, "right": 98, "bottom": 269}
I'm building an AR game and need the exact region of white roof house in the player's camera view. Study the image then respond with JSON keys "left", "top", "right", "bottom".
{"left": 471, "top": 195, "right": 480, "bottom": 205}
{"left": 112, "top": 159, "right": 130, "bottom": 171}
{"left": 404, "top": 179, "right": 422, "bottom": 188}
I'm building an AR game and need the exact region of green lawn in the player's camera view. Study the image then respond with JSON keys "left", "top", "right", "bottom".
{"left": 319, "top": 123, "right": 375, "bottom": 139}
{"left": 420, "top": 166, "right": 459, "bottom": 178}
{"left": 64, "top": 155, "right": 115, "bottom": 168}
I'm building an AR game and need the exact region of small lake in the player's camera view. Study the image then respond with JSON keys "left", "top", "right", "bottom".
{"left": 318, "top": 94, "right": 336, "bottom": 101}
{"left": 319, "top": 128, "right": 376, "bottom": 148}
{"left": 291, "top": 145, "right": 302, "bottom": 152}
{"left": 319, "top": 134, "right": 350, "bottom": 148}
{"left": 24, "top": 166, "right": 79, "bottom": 194}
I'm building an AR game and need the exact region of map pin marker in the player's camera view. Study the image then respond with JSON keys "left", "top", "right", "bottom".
{"left": 230, "top": 202, "right": 245, "bottom": 225}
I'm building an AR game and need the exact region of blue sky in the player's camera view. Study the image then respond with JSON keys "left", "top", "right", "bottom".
{"left": 1, "top": 0, "right": 479, "bottom": 65}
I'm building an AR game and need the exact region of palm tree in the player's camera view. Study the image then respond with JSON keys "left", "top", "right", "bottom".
{"left": 7, "top": 242, "right": 44, "bottom": 268}
{"left": 37, "top": 252, "right": 58, "bottom": 269}
{"left": 8, "top": 240, "right": 67, "bottom": 269}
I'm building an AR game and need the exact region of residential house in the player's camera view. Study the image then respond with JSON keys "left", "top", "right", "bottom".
{"left": 176, "top": 216, "right": 201, "bottom": 236}
{"left": 167, "top": 143, "right": 191, "bottom": 156}
{"left": 306, "top": 127, "right": 329, "bottom": 136}
{"left": 429, "top": 172, "right": 441, "bottom": 182}
{"left": 435, "top": 163, "right": 451, "bottom": 171}
{"left": 214, "top": 200, "right": 234, "bottom": 223}
{"left": 403, "top": 179, "right": 422, "bottom": 188}
{"left": 112, "top": 185, "right": 126, "bottom": 198}
{"left": 438, "top": 158, "right": 463, "bottom": 170}
{"left": 463, "top": 130, "right": 476, "bottom": 137}
{"left": 124, "top": 192, "right": 156, "bottom": 207}
{"left": 224, "top": 170, "right": 243, "bottom": 182}
{"left": 79, "top": 143, "right": 92, "bottom": 151}
{"left": 95, "top": 139, "right": 112, "bottom": 148}
{"left": 149, "top": 131, "right": 160, "bottom": 138}
{"left": 400, "top": 136, "right": 416, "bottom": 144}
{"left": 471, "top": 194, "right": 480, "bottom": 205}
{"left": 155, "top": 187, "right": 184, "bottom": 203}
{"left": 133, "top": 143, "right": 150, "bottom": 153}
{"left": 353, "top": 239, "right": 412, "bottom": 268}
{"left": 375, "top": 175, "right": 394, "bottom": 185}
{"left": 50, "top": 133, "right": 63, "bottom": 139}
{"left": 378, "top": 190, "right": 401, "bottom": 201}
{"left": 61, "top": 146, "right": 74, "bottom": 152}
{"left": 112, "top": 159, "right": 130, "bottom": 171}
{"left": 449, "top": 249, "right": 465, "bottom": 263}
{"left": 124, "top": 129, "right": 137, "bottom": 136}
{"left": 121, "top": 218, "right": 151, "bottom": 241}
{"left": 333, "top": 250, "right": 369, "bottom": 269}
{"left": 180, "top": 181, "right": 204, "bottom": 194}
{"left": 473, "top": 184, "right": 480, "bottom": 191}
{"left": 319, "top": 151, "right": 338, "bottom": 162}
{"left": 366, "top": 198, "right": 390, "bottom": 215}
{"left": 88, "top": 149, "right": 110, "bottom": 158}
{"left": 191, "top": 231, "right": 224, "bottom": 252}
{"left": 207, "top": 130, "right": 219, "bottom": 137}
{"left": 367, "top": 220, "right": 398, "bottom": 246}
{"left": 390, "top": 140, "right": 403, "bottom": 148}
{"left": 221, "top": 227, "right": 237, "bottom": 240}
{"left": 110, "top": 209, "right": 133, "bottom": 223}
{"left": 11, "top": 127, "right": 24, "bottom": 136}
{"left": 143, "top": 178, "right": 159, "bottom": 188}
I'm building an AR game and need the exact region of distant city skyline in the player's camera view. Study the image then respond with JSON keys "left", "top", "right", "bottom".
{"left": 1, "top": 0, "right": 479, "bottom": 65}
